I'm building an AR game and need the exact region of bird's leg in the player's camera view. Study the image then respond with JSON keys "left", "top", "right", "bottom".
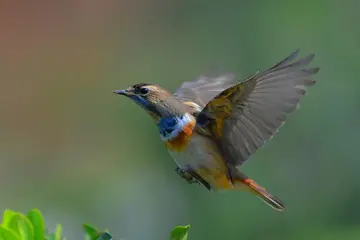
{"left": 175, "top": 166, "right": 212, "bottom": 191}
{"left": 175, "top": 166, "right": 198, "bottom": 184}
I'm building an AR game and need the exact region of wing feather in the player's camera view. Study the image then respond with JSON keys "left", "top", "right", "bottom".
{"left": 196, "top": 49, "right": 319, "bottom": 166}
{"left": 173, "top": 73, "right": 237, "bottom": 108}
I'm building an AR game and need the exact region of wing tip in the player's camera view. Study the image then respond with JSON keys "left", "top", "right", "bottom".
{"left": 268, "top": 48, "right": 318, "bottom": 72}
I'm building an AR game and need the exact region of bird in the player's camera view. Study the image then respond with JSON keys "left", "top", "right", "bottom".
{"left": 113, "top": 49, "right": 319, "bottom": 211}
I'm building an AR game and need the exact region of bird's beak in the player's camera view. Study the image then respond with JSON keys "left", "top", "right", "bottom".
{"left": 113, "top": 89, "right": 130, "bottom": 96}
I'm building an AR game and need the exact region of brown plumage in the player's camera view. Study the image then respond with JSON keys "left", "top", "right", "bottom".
{"left": 180, "top": 49, "right": 318, "bottom": 167}
{"left": 114, "top": 49, "right": 319, "bottom": 211}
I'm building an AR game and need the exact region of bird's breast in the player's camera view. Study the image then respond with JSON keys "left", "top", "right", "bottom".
{"left": 158, "top": 113, "right": 229, "bottom": 184}
{"left": 163, "top": 121, "right": 196, "bottom": 152}
{"left": 157, "top": 113, "right": 196, "bottom": 152}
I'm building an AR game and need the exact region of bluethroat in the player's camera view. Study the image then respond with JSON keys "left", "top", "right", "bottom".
{"left": 113, "top": 49, "right": 319, "bottom": 211}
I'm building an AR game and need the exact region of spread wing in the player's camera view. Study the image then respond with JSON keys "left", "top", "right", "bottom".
{"left": 196, "top": 49, "right": 319, "bottom": 167}
{"left": 173, "top": 73, "right": 237, "bottom": 108}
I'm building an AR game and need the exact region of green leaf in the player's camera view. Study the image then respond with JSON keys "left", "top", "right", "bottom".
{"left": 3, "top": 212, "right": 34, "bottom": 240}
{"left": 0, "top": 226, "right": 21, "bottom": 240}
{"left": 83, "top": 224, "right": 99, "bottom": 238}
{"left": 1, "top": 209, "right": 17, "bottom": 227}
{"left": 27, "top": 209, "right": 45, "bottom": 240}
{"left": 170, "top": 225, "right": 190, "bottom": 240}
{"left": 83, "top": 224, "right": 104, "bottom": 240}
{"left": 96, "top": 232, "right": 114, "bottom": 240}
{"left": 54, "top": 224, "right": 63, "bottom": 240}
{"left": 17, "top": 215, "right": 34, "bottom": 240}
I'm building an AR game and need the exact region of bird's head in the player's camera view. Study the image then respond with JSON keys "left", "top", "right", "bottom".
{"left": 113, "top": 83, "right": 187, "bottom": 122}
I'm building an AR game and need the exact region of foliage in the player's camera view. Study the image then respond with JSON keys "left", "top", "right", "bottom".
{"left": 170, "top": 225, "right": 190, "bottom": 240}
{"left": 0, "top": 209, "right": 189, "bottom": 240}
{"left": 0, "top": 209, "right": 113, "bottom": 240}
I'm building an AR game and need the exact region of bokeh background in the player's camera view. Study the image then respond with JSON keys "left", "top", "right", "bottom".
{"left": 1, "top": 1, "right": 360, "bottom": 239}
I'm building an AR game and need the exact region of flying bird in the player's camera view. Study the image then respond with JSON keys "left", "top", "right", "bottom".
{"left": 113, "top": 49, "right": 319, "bottom": 211}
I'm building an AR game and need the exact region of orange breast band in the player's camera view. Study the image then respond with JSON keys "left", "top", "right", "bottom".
{"left": 164, "top": 120, "right": 195, "bottom": 152}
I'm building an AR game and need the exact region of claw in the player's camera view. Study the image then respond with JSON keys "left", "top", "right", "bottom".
{"left": 175, "top": 166, "right": 212, "bottom": 191}
{"left": 175, "top": 167, "right": 196, "bottom": 183}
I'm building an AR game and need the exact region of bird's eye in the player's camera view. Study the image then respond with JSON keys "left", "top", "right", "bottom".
{"left": 140, "top": 88, "right": 149, "bottom": 95}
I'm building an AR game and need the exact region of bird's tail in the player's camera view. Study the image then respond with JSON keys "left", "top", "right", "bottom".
{"left": 231, "top": 170, "right": 285, "bottom": 211}
{"left": 239, "top": 178, "right": 285, "bottom": 211}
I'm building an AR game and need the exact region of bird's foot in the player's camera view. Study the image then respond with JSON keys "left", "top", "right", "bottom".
{"left": 175, "top": 167, "right": 198, "bottom": 184}
{"left": 175, "top": 166, "right": 212, "bottom": 190}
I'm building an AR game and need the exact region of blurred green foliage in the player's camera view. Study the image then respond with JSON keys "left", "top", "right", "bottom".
{"left": 170, "top": 225, "right": 190, "bottom": 240}
{"left": 0, "top": 209, "right": 114, "bottom": 240}
{"left": 0, "top": 209, "right": 190, "bottom": 240}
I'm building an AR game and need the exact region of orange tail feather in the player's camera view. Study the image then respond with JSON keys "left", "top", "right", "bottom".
{"left": 237, "top": 178, "right": 286, "bottom": 212}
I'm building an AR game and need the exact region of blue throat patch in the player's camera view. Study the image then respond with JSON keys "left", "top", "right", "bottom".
{"left": 158, "top": 116, "right": 182, "bottom": 139}
{"left": 157, "top": 114, "right": 193, "bottom": 141}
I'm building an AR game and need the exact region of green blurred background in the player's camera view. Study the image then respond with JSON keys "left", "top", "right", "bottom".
{"left": 1, "top": 1, "right": 359, "bottom": 239}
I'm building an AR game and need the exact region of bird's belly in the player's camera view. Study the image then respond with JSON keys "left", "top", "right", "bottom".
{"left": 168, "top": 134, "right": 216, "bottom": 166}
{"left": 167, "top": 133, "right": 231, "bottom": 189}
